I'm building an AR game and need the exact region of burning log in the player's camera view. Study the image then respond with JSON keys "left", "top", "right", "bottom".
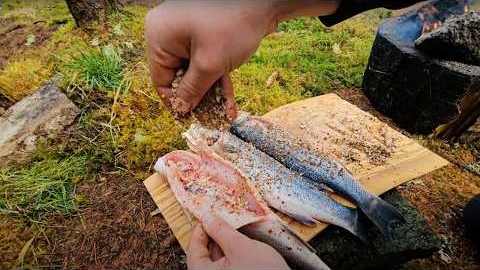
{"left": 362, "top": 0, "right": 480, "bottom": 138}
{"left": 459, "top": 115, "right": 480, "bottom": 144}
{"left": 416, "top": 11, "right": 480, "bottom": 66}
{"left": 434, "top": 81, "right": 480, "bottom": 141}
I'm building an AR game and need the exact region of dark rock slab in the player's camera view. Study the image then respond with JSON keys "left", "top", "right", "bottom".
{"left": 362, "top": 0, "right": 480, "bottom": 135}
{"left": 311, "top": 189, "right": 440, "bottom": 270}
{"left": 416, "top": 11, "right": 480, "bottom": 66}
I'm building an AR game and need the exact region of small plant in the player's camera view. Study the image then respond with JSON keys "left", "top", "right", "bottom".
{"left": 0, "top": 156, "right": 88, "bottom": 220}
{"left": 24, "top": 34, "right": 36, "bottom": 46}
{"left": 69, "top": 45, "right": 124, "bottom": 91}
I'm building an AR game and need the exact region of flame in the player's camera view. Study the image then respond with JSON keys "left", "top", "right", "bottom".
{"left": 418, "top": 2, "right": 471, "bottom": 36}
{"left": 418, "top": 5, "right": 442, "bottom": 35}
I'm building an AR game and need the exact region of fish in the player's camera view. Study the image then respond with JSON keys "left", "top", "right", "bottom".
{"left": 231, "top": 113, "right": 405, "bottom": 240}
{"left": 183, "top": 124, "right": 369, "bottom": 243}
{"left": 155, "top": 150, "right": 330, "bottom": 270}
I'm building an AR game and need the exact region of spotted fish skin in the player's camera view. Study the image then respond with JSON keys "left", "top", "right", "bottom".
{"left": 183, "top": 124, "right": 369, "bottom": 243}
{"left": 231, "top": 113, "right": 405, "bottom": 240}
{"left": 240, "top": 217, "right": 331, "bottom": 270}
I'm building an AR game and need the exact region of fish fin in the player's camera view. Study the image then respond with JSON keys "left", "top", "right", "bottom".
{"left": 317, "top": 183, "right": 335, "bottom": 193}
{"left": 361, "top": 196, "right": 405, "bottom": 241}
{"left": 282, "top": 210, "right": 318, "bottom": 227}
{"left": 350, "top": 210, "right": 370, "bottom": 244}
{"left": 278, "top": 221, "right": 316, "bottom": 253}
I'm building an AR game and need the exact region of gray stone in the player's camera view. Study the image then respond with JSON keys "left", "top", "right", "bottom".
{"left": 0, "top": 82, "right": 80, "bottom": 168}
{"left": 311, "top": 189, "right": 440, "bottom": 270}
{"left": 415, "top": 11, "right": 480, "bottom": 66}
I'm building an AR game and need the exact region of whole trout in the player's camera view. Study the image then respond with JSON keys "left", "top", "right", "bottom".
{"left": 231, "top": 113, "right": 405, "bottom": 240}
{"left": 184, "top": 124, "right": 369, "bottom": 243}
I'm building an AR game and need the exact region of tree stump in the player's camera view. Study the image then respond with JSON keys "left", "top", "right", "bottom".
{"left": 65, "top": 0, "right": 123, "bottom": 29}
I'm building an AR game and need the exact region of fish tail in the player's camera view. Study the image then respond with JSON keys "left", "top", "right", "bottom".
{"left": 360, "top": 195, "right": 405, "bottom": 241}
{"left": 353, "top": 210, "right": 370, "bottom": 244}
{"left": 342, "top": 209, "right": 370, "bottom": 244}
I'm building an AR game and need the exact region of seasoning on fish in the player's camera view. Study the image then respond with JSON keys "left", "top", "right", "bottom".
{"left": 231, "top": 113, "right": 405, "bottom": 240}
{"left": 155, "top": 150, "right": 330, "bottom": 270}
{"left": 183, "top": 124, "right": 369, "bottom": 243}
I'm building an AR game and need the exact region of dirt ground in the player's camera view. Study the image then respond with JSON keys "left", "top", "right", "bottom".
{"left": 49, "top": 174, "right": 185, "bottom": 269}
{"left": 0, "top": 18, "right": 61, "bottom": 108}
{"left": 0, "top": 19, "right": 59, "bottom": 70}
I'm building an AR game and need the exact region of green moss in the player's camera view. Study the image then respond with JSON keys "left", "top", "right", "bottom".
{"left": 112, "top": 66, "right": 187, "bottom": 176}
{"left": 0, "top": 58, "right": 52, "bottom": 101}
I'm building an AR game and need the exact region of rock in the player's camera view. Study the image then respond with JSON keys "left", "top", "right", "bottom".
{"left": 362, "top": 0, "right": 480, "bottom": 135}
{"left": 311, "top": 189, "right": 440, "bottom": 270}
{"left": 415, "top": 11, "right": 480, "bottom": 66}
{"left": 0, "top": 82, "right": 80, "bottom": 168}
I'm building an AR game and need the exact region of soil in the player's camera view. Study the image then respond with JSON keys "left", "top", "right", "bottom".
{"left": 50, "top": 174, "right": 185, "bottom": 269}
{"left": 0, "top": 19, "right": 60, "bottom": 70}
{"left": 336, "top": 88, "right": 480, "bottom": 269}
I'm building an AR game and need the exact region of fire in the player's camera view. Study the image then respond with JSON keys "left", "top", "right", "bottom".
{"left": 422, "top": 20, "right": 443, "bottom": 35}
{"left": 418, "top": 2, "right": 471, "bottom": 35}
{"left": 418, "top": 5, "right": 442, "bottom": 35}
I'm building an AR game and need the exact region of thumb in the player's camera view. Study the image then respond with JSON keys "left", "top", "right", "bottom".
{"left": 173, "top": 60, "right": 222, "bottom": 114}
{"left": 187, "top": 224, "right": 213, "bottom": 269}
{"left": 200, "top": 213, "right": 251, "bottom": 257}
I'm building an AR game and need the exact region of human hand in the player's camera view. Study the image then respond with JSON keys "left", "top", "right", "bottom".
{"left": 145, "top": 1, "right": 340, "bottom": 118}
{"left": 187, "top": 214, "right": 290, "bottom": 270}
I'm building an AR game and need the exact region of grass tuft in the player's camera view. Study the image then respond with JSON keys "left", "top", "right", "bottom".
{"left": 68, "top": 45, "right": 125, "bottom": 91}
{"left": 0, "top": 156, "right": 88, "bottom": 220}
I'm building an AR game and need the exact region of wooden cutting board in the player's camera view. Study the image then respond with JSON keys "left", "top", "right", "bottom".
{"left": 144, "top": 93, "right": 449, "bottom": 251}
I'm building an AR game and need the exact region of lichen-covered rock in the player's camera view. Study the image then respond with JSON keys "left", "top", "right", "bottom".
{"left": 311, "top": 190, "right": 440, "bottom": 270}
{"left": 415, "top": 11, "right": 480, "bottom": 66}
{"left": 0, "top": 82, "right": 79, "bottom": 167}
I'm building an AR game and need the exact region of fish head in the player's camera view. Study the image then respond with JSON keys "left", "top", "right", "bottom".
{"left": 154, "top": 151, "right": 201, "bottom": 177}
{"left": 154, "top": 156, "right": 167, "bottom": 176}
{"left": 183, "top": 124, "right": 222, "bottom": 151}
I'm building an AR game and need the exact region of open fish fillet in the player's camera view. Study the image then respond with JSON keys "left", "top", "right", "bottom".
{"left": 183, "top": 124, "right": 369, "bottom": 243}
{"left": 231, "top": 113, "right": 405, "bottom": 240}
{"left": 155, "top": 150, "right": 330, "bottom": 270}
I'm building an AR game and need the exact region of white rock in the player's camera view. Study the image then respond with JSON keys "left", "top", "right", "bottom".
{"left": 0, "top": 83, "right": 80, "bottom": 167}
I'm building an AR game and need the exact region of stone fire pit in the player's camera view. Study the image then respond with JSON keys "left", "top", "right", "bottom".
{"left": 362, "top": 0, "right": 480, "bottom": 136}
